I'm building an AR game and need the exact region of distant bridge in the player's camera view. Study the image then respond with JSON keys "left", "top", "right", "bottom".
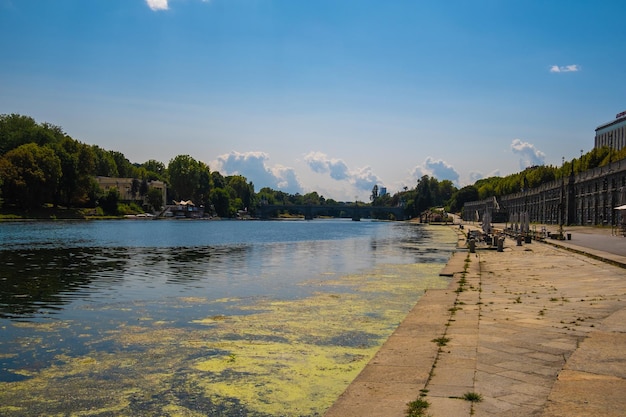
{"left": 256, "top": 204, "right": 407, "bottom": 221}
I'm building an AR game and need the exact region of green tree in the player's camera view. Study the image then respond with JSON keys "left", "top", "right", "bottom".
{"left": 53, "top": 137, "right": 96, "bottom": 206}
{"left": 168, "top": 155, "right": 201, "bottom": 201}
{"left": 92, "top": 145, "right": 119, "bottom": 177}
{"left": 141, "top": 159, "right": 167, "bottom": 181}
{"left": 227, "top": 175, "right": 254, "bottom": 210}
{"left": 131, "top": 178, "right": 141, "bottom": 199}
{"left": 449, "top": 185, "right": 479, "bottom": 213}
{"left": 109, "top": 151, "right": 136, "bottom": 178}
{"left": 99, "top": 187, "right": 120, "bottom": 215}
{"left": 210, "top": 171, "right": 226, "bottom": 189}
{"left": 0, "top": 143, "right": 62, "bottom": 208}
{"left": 438, "top": 180, "right": 457, "bottom": 207}
{"left": 197, "top": 161, "right": 212, "bottom": 208}
{"left": 139, "top": 179, "right": 149, "bottom": 197}
{"left": 301, "top": 191, "right": 322, "bottom": 205}
{"left": 370, "top": 185, "right": 379, "bottom": 202}
{"left": 210, "top": 188, "right": 230, "bottom": 217}
{"left": 257, "top": 187, "right": 276, "bottom": 205}
{"left": 415, "top": 175, "right": 433, "bottom": 213}
{"left": 146, "top": 187, "right": 164, "bottom": 212}
{"left": 0, "top": 114, "right": 64, "bottom": 156}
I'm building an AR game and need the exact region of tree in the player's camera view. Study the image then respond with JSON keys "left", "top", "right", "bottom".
{"left": 109, "top": 151, "right": 135, "bottom": 178}
{"left": 210, "top": 188, "right": 230, "bottom": 217}
{"left": 53, "top": 137, "right": 96, "bottom": 206}
{"left": 370, "top": 185, "right": 379, "bottom": 202}
{"left": 449, "top": 185, "right": 479, "bottom": 213}
{"left": 168, "top": 155, "right": 201, "bottom": 201}
{"left": 141, "top": 159, "right": 166, "bottom": 181}
{"left": 301, "top": 191, "right": 322, "bottom": 205}
{"left": 92, "top": 145, "right": 119, "bottom": 177}
{"left": 0, "top": 113, "right": 64, "bottom": 156}
{"left": 227, "top": 175, "right": 254, "bottom": 210}
{"left": 139, "top": 179, "right": 149, "bottom": 197}
{"left": 210, "top": 171, "right": 226, "bottom": 189}
{"left": 415, "top": 175, "right": 433, "bottom": 213}
{"left": 131, "top": 178, "right": 141, "bottom": 199}
{"left": 196, "top": 161, "right": 212, "bottom": 208}
{"left": 99, "top": 187, "right": 120, "bottom": 215}
{"left": 0, "top": 143, "right": 62, "bottom": 208}
{"left": 146, "top": 187, "right": 164, "bottom": 212}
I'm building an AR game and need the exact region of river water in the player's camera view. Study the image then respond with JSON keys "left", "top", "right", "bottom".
{"left": 0, "top": 219, "right": 457, "bottom": 416}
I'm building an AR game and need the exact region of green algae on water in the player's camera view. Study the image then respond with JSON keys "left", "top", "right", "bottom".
{"left": 0, "top": 257, "right": 453, "bottom": 416}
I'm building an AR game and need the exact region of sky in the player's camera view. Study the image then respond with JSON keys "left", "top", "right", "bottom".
{"left": 1, "top": 0, "right": 625, "bottom": 202}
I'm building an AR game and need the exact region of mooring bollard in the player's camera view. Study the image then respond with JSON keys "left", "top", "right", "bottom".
{"left": 468, "top": 238, "right": 476, "bottom": 253}
{"left": 497, "top": 236, "right": 505, "bottom": 252}
{"left": 516, "top": 235, "right": 523, "bottom": 246}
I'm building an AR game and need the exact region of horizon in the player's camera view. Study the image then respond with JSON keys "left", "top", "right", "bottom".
{"left": 1, "top": 1, "right": 625, "bottom": 201}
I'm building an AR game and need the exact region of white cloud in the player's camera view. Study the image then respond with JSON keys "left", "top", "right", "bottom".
{"left": 468, "top": 169, "right": 500, "bottom": 184}
{"left": 214, "top": 151, "right": 303, "bottom": 195}
{"left": 146, "top": 0, "right": 168, "bottom": 11}
{"left": 410, "top": 157, "right": 460, "bottom": 184}
{"left": 145, "top": 0, "right": 210, "bottom": 11}
{"left": 304, "top": 151, "right": 382, "bottom": 191}
{"left": 511, "top": 139, "right": 545, "bottom": 169}
{"left": 549, "top": 64, "right": 580, "bottom": 73}
{"left": 469, "top": 171, "right": 484, "bottom": 183}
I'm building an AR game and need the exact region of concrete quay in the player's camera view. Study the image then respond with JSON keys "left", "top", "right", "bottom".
{"left": 324, "top": 225, "right": 626, "bottom": 417}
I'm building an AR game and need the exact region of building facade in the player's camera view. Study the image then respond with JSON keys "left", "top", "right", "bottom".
{"left": 595, "top": 110, "right": 626, "bottom": 150}
{"left": 95, "top": 177, "right": 167, "bottom": 209}
{"left": 463, "top": 157, "right": 626, "bottom": 227}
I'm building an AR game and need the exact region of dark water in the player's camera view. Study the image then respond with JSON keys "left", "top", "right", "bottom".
{"left": 0, "top": 219, "right": 452, "bottom": 320}
{"left": 0, "top": 219, "right": 457, "bottom": 415}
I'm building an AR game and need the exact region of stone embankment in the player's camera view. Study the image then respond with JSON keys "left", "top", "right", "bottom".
{"left": 325, "top": 224, "right": 626, "bottom": 417}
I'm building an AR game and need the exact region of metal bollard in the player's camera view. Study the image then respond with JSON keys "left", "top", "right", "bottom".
{"left": 497, "top": 236, "right": 505, "bottom": 252}
{"left": 516, "top": 235, "right": 523, "bottom": 246}
{"left": 468, "top": 238, "right": 476, "bottom": 253}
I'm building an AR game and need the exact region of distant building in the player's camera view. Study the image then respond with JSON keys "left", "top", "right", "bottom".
{"left": 595, "top": 110, "right": 626, "bottom": 151}
{"left": 380, "top": 187, "right": 387, "bottom": 197}
{"left": 95, "top": 176, "right": 167, "bottom": 208}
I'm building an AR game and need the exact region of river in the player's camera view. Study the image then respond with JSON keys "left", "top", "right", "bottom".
{"left": 0, "top": 219, "right": 457, "bottom": 416}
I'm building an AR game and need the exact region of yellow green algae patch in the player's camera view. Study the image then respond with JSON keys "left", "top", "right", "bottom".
{"left": 0, "top": 240, "right": 454, "bottom": 416}
{"left": 188, "top": 262, "right": 449, "bottom": 416}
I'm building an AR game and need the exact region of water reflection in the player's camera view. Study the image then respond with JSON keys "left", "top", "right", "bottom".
{"left": 0, "top": 223, "right": 454, "bottom": 321}
{"left": 0, "top": 221, "right": 459, "bottom": 415}
{"left": 0, "top": 248, "right": 128, "bottom": 319}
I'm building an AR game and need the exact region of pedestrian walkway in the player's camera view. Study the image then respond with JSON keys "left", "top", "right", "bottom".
{"left": 325, "top": 225, "right": 626, "bottom": 417}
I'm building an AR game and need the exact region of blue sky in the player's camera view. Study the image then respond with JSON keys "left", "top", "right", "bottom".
{"left": 1, "top": 0, "right": 625, "bottom": 201}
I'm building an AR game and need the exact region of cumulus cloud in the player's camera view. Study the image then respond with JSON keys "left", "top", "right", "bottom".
{"left": 410, "top": 157, "right": 460, "bottom": 184}
{"left": 511, "top": 139, "right": 546, "bottom": 169}
{"left": 214, "top": 151, "right": 303, "bottom": 195}
{"left": 469, "top": 169, "right": 500, "bottom": 184}
{"left": 469, "top": 171, "right": 484, "bottom": 183}
{"left": 146, "top": 0, "right": 169, "bottom": 10}
{"left": 549, "top": 64, "right": 580, "bottom": 73}
{"left": 304, "top": 151, "right": 382, "bottom": 191}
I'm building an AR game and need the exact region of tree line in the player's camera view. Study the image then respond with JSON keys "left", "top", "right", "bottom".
{"left": 0, "top": 113, "right": 617, "bottom": 219}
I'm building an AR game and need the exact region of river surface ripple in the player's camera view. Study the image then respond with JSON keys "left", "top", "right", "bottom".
{"left": 0, "top": 219, "right": 457, "bottom": 416}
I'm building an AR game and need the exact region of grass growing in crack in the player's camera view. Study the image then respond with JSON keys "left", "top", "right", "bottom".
{"left": 406, "top": 398, "right": 430, "bottom": 417}
{"left": 463, "top": 392, "right": 483, "bottom": 402}
{"left": 432, "top": 337, "right": 450, "bottom": 347}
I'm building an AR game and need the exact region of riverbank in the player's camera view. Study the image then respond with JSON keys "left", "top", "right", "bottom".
{"left": 325, "top": 224, "right": 626, "bottom": 416}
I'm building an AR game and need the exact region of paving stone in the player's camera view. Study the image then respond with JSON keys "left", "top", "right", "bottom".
{"left": 325, "top": 225, "right": 626, "bottom": 417}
